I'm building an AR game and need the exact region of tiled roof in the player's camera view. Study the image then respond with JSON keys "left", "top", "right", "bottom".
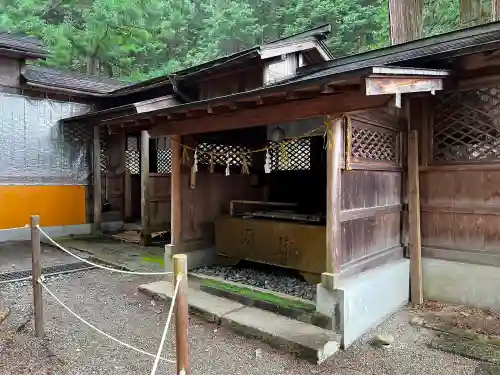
{"left": 0, "top": 33, "right": 47, "bottom": 58}
{"left": 23, "top": 65, "right": 128, "bottom": 95}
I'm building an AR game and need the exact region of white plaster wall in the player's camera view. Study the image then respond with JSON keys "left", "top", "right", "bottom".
{"left": 338, "top": 259, "right": 410, "bottom": 347}
{"left": 423, "top": 258, "right": 500, "bottom": 311}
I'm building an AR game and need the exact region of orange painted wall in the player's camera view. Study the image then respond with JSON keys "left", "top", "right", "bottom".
{"left": 0, "top": 185, "right": 87, "bottom": 229}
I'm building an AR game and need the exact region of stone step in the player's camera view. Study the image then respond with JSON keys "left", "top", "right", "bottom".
{"left": 139, "top": 280, "right": 341, "bottom": 364}
{"left": 190, "top": 273, "right": 331, "bottom": 329}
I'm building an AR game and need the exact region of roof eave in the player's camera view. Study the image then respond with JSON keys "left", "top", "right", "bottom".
{"left": 24, "top": 81, "right": 109, "bottom": 97}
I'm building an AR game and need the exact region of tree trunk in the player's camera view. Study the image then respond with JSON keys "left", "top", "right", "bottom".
{"left": 86, "top": 56, "right": 98, "bottom": 75}
{"left": 494, "top": 0, "right": 500, "bottom": 21}
{"left": 460, "top": 0, "right": 480, "bottom": 25}
{"left": 388, "top": 0, "right": 423, "bottom": 45}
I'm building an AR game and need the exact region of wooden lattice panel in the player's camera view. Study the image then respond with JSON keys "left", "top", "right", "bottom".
{"left": 351, "top": 127, "right": 397, "bottom": 162}
{"left": 197, "top": 143, "right": 252, "bottom": 167}
{"left": 157, "top": 149, "right": 172, "bottom": 173}
{"left": 434, "top": 87, "right": 500, "bottom": 162}
{"left": 269, "top": 138, "right": 310, "bottom": 171}
{"left": 125, "top": 135, "right": 140, "bottom": 174}
{"left": 99, "top": 127, "right": 108, "bottom": 173}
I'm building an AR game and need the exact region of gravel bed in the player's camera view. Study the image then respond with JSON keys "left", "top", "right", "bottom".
{"left": 192, "top": 264, "right": 317, "bottom": 301}
{"left": 0, "top": 270, "right": 481, "bottom": 375}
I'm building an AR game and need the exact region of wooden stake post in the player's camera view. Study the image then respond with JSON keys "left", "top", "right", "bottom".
{"left": 30, "top": 215, "right": 44, "bottom": 338}
{"left": 173, "top": 254, "right": 189, "bottom": 375}
{"left": 408, "top": 130, "right": 423, "bottom": 304}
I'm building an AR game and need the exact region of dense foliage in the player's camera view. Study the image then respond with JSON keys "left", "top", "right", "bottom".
{"left": 0, "top": 0, "right": 494, "bottom": 82}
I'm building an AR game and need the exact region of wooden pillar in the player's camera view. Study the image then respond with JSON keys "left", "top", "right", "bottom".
{"left": 322, "top": 116, "right": 343, "bottom": 290}
{"left": 141, "top": 130, "right": 151, "bottom": 245}
{"left": 171, "top": 135, "right": 182, "bottom": 248}
{"left": 408, "top": 130, "right": 423, "bottom": 304}
{"left": 93, "top": 126, "right": 102, "bottom": 232}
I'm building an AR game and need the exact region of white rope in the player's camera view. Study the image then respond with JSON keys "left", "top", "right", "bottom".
{"left": 38, "top": 277, "right": 175, "bottom": 364}
{"left": 0, "top": 224, "right": 29, "bottom": 231}
{"left": 150, "top": 275, "right": 182, "bottom": 375}
{"left": 37, "top": 225, "right": 172, "bottom": 276}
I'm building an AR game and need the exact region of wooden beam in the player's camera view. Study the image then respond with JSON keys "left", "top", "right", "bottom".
{"left": 408, "top": 130, "right": 423, "bottom": 304}
{"left": 93, "top": 126, "right": 102, "bottom": 232}
{"left": 365, "top": 76, "right": 443, "bottom": 96}
{"left": 322, "top": 116, "right": 343, "bottom": 290}
{"left": 151, "top": 94, "right": 390, "bottom": 136}
{"left": 171, "top": 135, "right": 182, "bottom": 248}
{"left": 141, "top": 130, "right": 151, "bottom": 245}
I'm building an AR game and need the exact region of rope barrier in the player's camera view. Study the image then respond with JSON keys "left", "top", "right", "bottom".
{"left": 150, "top": 274, "right": 182, "bottom": 375}
{"left": 38, "top": 276, "right": 176, "bottom": 364}
{"left": 0, "top": 224, "right": 29, "bottom": 231}
{"left": 37, "top": 225, "right": 173, "bottom": 276}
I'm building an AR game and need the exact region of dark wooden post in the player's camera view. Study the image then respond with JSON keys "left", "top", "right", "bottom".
{"left": 171, "top": 135, "right": 182, "bottom": 249}
{"left": 408, "top": 130, "right": 423, "bottom": 304}
{"left": 124, "top": 169, "right": 132, "bottom": 220}
{"left": 173, "top": 254, "right": 190, "bottom": 375}
{"left": 30, "top": 215, "right": 44, "bottom": 338}
{"left": 141, "top": 130, "right": 151, "bottom": 245}
{"left": 322, "top": 116, "right": 343, "bottom": 290}
{"left": 93, "top": 126, "right": 102, "bottom": 232}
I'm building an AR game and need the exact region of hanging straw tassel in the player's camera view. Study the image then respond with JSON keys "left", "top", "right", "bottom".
{"left": 344, "top": 115, "right": 353, "bottom": 171}
{"left": 323, "top": 118, "right": 334, "bottom": 149}
{"left": 209, "top": 152, "right": 215, "bottom": 173}
{"left": 264, "top": 148, "right": 271, "bottom": 174}
{"left": 225, "top": 152, "right": 230, "bottom": 176}
{"left": 193, "top": 149, "right": 198, "bottom": 172}
{"left": 241, "top": 153, "right": 250, "bottom": 175}
{"left": 181, "top": 145, "right": 190, "bottom": 165}
{"left": 279, "top": 142, "right": 288, "bottom": 168}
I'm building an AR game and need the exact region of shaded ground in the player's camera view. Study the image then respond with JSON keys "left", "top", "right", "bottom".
{"left": 57, "top": 237, "right": 165, "bottom": 273}
{"left": 0, "top": 270, "right": 483, "bottom": 375}
{"left": 0, "top": 241, "right": 76, "bottom": 274}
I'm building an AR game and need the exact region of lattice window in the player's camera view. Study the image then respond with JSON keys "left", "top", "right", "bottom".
{"left": 99, "top": 127, "right": 108, "bottom": 173}
{"left": 433, "top": 87, "right": 500, "bottom": 162}
{"left": 157, "top": 149, "right": 172, "bottom": 173}
{"left": 269, "top": 138, "right": 310, "bottom": 171}
{"left": 196, "top": 143, "right": 252, "bottom": 167}
{"left": 351, "top": 127, "right": 397, "bottom": 162}
{"left": 125, "top": 135, "right": 140, "bottom": 174}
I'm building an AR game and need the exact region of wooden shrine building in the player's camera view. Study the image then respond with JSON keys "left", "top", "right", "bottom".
{"left": 62, "top": 22, "right": 500, "bottom": 347}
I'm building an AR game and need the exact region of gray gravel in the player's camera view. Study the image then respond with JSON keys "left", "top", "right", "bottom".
{"left": 0, "top": 270, "right": 480, "bottom": 375}
{"left": 193, "top": 265, "right": 317, "bottom": 300}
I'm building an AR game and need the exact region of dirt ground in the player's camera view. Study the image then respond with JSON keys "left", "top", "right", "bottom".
{"left": 413, "top": 300, "right": 500, "bottom": 337}
{"left": 0, "top": 269, "right": 490, "bottom": 375}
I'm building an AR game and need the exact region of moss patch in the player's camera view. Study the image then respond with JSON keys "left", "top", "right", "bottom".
{"left": 140, "top": 255, "right": 165, "bottom": 267}
{"left": 200, "top": 278, "right": 314, "bottom": 312}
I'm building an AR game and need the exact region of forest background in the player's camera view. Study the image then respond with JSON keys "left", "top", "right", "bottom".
{"left": 0, "top": 0, "right": 494, "bottom": 82}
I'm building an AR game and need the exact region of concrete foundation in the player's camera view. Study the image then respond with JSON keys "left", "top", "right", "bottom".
{"left": 164, "top": 245, "right": 216, "bottom": 272}
{"left": 0, "top": 221, "right": 123, "bottom": 243}
{"left": 423, "top": 258, "right": 500, "bottom": 311}
{"left": 317, "top": 259, "right": 410, "bottom": 348}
